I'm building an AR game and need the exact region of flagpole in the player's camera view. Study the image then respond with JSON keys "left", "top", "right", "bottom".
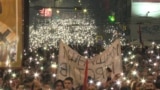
{"left": 83, "top": 59, "right": 88, "bottom": 90}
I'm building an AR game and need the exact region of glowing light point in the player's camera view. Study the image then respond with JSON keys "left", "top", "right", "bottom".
{"left": 83, "top": 9, "right": 87, "bottom": 13}
{"left": 34, "top": 72, "right": 39, "bottom": 78}
{"left": 89, "top": 80, "right": 93, "bottom": 84}
{"left": 96, "top": 81, "right": 101, "bottom": 86}
{"left": 12, "top": 73, "right": 16, "bottom": 78}
{"left": 141, "top": 78, "right": 146, "bottom": 84}
{"left": 53, "top": 73, "right": 56, "bottom": 77}
{"left": 51, "top": 63, "right": 57, "bottom": 68}
{"left": 132, "top": 70, "right": 137, "bottom": 75}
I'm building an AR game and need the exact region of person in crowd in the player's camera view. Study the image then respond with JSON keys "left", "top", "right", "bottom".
{"left": 32, "top": 79, "right": 42, "bottom": 90}
{"left": 64, "top": 77, "right": 75, "bottom": 90}
{"left": 16, "top": 84, "right": 25, "bottom": 90}
{"left": 23, "top": 76, "right": 34, "bottom": 90}
{"left": 131, "top": 81, "right": 142, "bottom": 90}
{"left": 109, "top": 73, "right": 121, "bottom": 90}
{"left": 87, "top": 82, "right": 97, "bottom": 90}
{"left": 0, "top": 77, "right": 3, "bottom": 89}
{"left": 143, "top": 74, "right": 156, "bottom": 90}
{"left": 23, "top": 76, "right": 42, "bottom": 90}
{"left": 76, "top": 76, "right": 93, "bottom": 90}
{"left": 53, "top": 79, "right": 64, "bottom": 90}
{"left": 98, "top": 77, "right": 112, "bottom": 90}
{"left": 155, "top": 75, "right": 160, "bottom": 90}
{"left": 106, "top": 67, "right": 113, "bottom": 78}
{"left": 144, "top": 82, "right": 156, "bottom": 90}
{"left": 41, "top": 83, "right": 51, "bottom": 90}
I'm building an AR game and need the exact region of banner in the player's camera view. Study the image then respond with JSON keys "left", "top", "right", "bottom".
{"left": 130, "top": 24, "right": 160, "bottom": 43}
{"left": 0, "top": 0, "right": 23, "bottom": 68}
{"left": 57, "top": 39, "right": 122, "bottom": 86}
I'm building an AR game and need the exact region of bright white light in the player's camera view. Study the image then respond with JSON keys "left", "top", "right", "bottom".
{"left": 111, "top": 87, "right": 114, "bottom": 90}
{"left": 130, "top": 61, "right": 134, "bottom": 64}
{"left": 116, "top": 80, "right": 121, "bottom": 85}
{"left": 89, "top": 80, "right": 94, "bottom": 84}
{"left": 132, "top": 2, "right": 160, "bottom": 18}
{"left": 51, "top": 53, "right": 55, "bottom": 59}
{"left": 85, "top": 56, "right": 88, "bottom": 59}
{"left": 152, "top": 42, "right": 155, "bottom": 45}
{"left": 126, "top": 80, "right": 130, "bottom": 84}
{"left": 96, "top": 81, "right": 101, "bottom": 86}
{"left": 34, "top": 72, "right": 39, "bottom": 77}
{"left": 12, "top": 73, "right": 16, "bottom": 78}
{"left": 124, "top": 58, "right": 128, "bottom": 62}
{"left": 132, "top": 70, "right": 137, "bottom": 75}
{"left": 131, "top": 55, "right": 135, "bottom": 59}
{"left": 51, "top": 63, "right": 57, "bottom": 68}
{"left": 83, "top": 9, "right": 87, "bottom": 13}
{"left": 10, "top": 80, "right": 13, "bottom": 84}
{"left": 156, "top": 55, "right": 160, "bottom": 59}
{"left": 151, "top": 50, "right": 154, "bottom": 54}
{"left": 29, "top": 12, "right": 119, "bottom": 49}
{"left": 5, "top": 60, "right": 10, "bottom": 66}
{"left": 149, "top": 59, "right": 152, "bottom": 62}
{"left": 25, "top": 70, "right": 29, "bottom": 74}
{"left": 29, "top": 15, "right": 98, "bottom": 49}
{"left": 84, "top": 50, "right": 88, "bottom": 54}
{"left": 8, "top": 69, "right": 12, "bottom": 73}
{"left": 52, "top": 73, "right": 56, "bottom": 77}
{"left": 36, "top": 61, "right": 40, "bottom": 64}
{"left": 141, "top": 78, "right": 146, "bottom": 84}
{"left": 40, "top": 66, "right": 44, "bottom": 70}
{"left": 148, "top": 68, "right": 151, "bottom": 71}
{"left": 135, "top": 63, "right": 139, "bottom": 66}
{"left": 56, "top": 10, "right": 60, "bottom": 14}
{"left": 123, "top": 77, "right": 126, "bottom": 80}
{"left": 154, "top": 63, "right": 157, "bottom": 66}
{"left": 128, "top": 51, "right": 132, "bottom": 55}
{"left": 121, "top": 73, "right": 124, "bottom": 76}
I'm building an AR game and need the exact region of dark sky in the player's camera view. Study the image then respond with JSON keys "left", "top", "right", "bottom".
{"left": 133, "top": 0, "right": 160, "bottom": 2}
{"left": 30, "top": 0, "right": 81, "bottom": 7}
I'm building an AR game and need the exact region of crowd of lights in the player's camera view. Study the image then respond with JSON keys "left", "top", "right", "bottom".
{"left": 1, "top": 5, "right": 160, "bottom": 90}
{"left": 3, "top": 33, "right": 160, "bottom": 89}
{"left": 29, "top": 11, "right": 120, "bottom": 49}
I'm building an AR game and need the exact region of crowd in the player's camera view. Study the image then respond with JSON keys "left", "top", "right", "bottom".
{"left": 0, "top": 70, "right": 160, "bottom": 90}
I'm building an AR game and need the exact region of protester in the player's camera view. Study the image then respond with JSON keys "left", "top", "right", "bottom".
{"left": 64, "top": 77, "right": 75, "bottom": 90}
{"left": 53, "top": 79, "right": 64, "bottom": 90}
{"left": 87, "top": 82, "right": 97, "bottom": 90}
{"left": 42, "top": 83, "right": 51, "bottom": 90}
{"left": 98, "top": 77, "right": 112, "bottom": 90}
{"left": 155, "top": 75, "right": 160, "bottom": 90}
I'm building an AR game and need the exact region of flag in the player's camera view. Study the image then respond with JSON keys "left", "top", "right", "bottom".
{"left": 83, "top": 60, "right": 88, "bottom": 90}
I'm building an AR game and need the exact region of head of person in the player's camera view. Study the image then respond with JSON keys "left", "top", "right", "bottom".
{"left": 23, "top": 76, "right": 34, "bottom": 89}
{"left": 54, "top": 79, "right": 64, "bottom": 90}
{"left": 64, "top": 77, "right": 74, "bottom": 90}
{"left": 32, "top": 79, "right": 42, "bottom": 90}
{"left": 155, "top": 75, "right": 160, "bottom": 89}
{"left": 133, "top": 82, "right": 142, "bottom": 90}
{"left": 87, "top": 83, "right": 97, "bottom": 90}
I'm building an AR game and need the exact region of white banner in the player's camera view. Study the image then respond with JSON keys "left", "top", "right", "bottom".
{"left": 130, "top": 23, "right": 160, "bottom": 42}
{"left": 57, "top": 39, "right": 122, "bottom": 86}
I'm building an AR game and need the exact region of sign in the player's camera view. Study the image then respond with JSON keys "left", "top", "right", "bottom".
{"left": 57, "top": 39, "right": 122, "bottom": 86}
{"left": 0, "top": 0, "right": 23, "bottom": 68}
{"left": 130, "top": 24, "right": 160, "bottom": 43}
{"left": 39, "top": 8, "right": 52, "bottom": 17}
